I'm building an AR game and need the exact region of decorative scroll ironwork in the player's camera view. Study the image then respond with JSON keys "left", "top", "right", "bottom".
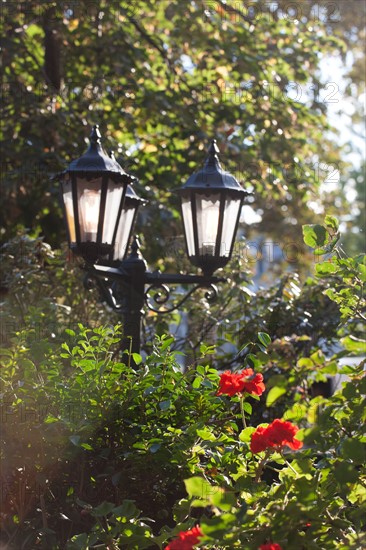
{"left": 86, "top": 258, "right": 225, "bottom": 315}
{"left": 145, "top": 282, "right": 219, "bottom": 314}
{"left": 204, "top": 284, "right": 218, "bottom": 303}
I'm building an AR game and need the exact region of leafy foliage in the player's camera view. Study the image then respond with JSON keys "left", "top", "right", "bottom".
{"left": 1, "top": 327, "right": 365, "bottom": 549}
{"left": 0, "top": 217, "right": 365, "bottom": 549}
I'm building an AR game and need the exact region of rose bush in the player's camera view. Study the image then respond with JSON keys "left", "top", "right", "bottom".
{"left": 0, "top": 217, "right": 364, "bottom": 549}
{"left": 1, "top": 323, "right": 364, "bottom": 549}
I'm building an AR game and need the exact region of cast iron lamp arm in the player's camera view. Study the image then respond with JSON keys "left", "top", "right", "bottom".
{"left": 84, "top": 260, "right": 225, "bottom": 315}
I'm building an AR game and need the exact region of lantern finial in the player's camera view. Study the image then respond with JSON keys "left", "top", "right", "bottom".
{"left": 90, "top": 125, "right": 102, "bottom": 144}
{"left": 205, "top": 139, "right": 221, "bottom": 169}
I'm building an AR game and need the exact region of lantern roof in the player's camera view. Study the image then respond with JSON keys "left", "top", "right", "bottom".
{"left": 58, "top": 125, "right": 135, "bottom": 183}
{"left": 109, "top": 150, "right": 147, "bottom": 207}
{"left": 179, "top": 140, "right": 246, "bottom": 195}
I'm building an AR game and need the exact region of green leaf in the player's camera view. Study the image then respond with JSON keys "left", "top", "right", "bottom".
{"left": 200, "top": 344, "right": 216, "bottom": 355}
{"left": 315, "top": 262, "right": 340, "bottom": 276}
{"left": 258, "top": 332, "right": 271, "bottom": 347}
{"left": 242, "top": 401, "right": 252, "bottom": 415}
{"left": 358, "top": 262, "right": 366, "bottom": 282}
{"left": 113, "top": 500, "right": 139, "bottom": 519}
{"left": 239, "top": 427, "right": 256, "bottom": 442}
{"left": 348, "top": 483, "right": 366, "bottom": 505}
{"left": 80, "top": 443, "right": 93, "bottom": 451}
{"left": 91, "top": 501, "right": 115, "bottom": 517}
{"left": 342, "top": 383, "right": 357, "bottom": 399}
{"left": 184, "top": 476, "right": 212, "bottom": 501}
{"left": 266, "top": 386, "right": 287, "bottom": 407}
{"left": 159, "top": 399, "right": 171, "bottom": 411}
{"left": 192, "top": 376, "right": 202, "bottom": 389}
{"left": 184, "top": 477, "right": 234, "bottom": 512}
{"left": 320, "top": 361, "right": 338, "bottom": 375}
{"left": 245, "top": 354, "right": 261, "bottom": 369}
{"left": 324, "top": 215, "right": 339, "bottom": 231}
{"left": 44, "top": 415, "right": 59, "bottom": 424}
{"left": 132, "top": 353, "right": 143, "bottom": 365}
{"left": 341, "top": 336, "right": 366, "bottom": 354}
{"left": 160, "top": 337, "right": 174, "bottom": 351}
{"left": 200, "top": 513, "right": 236, "bottom": 537}
{"left": 303, "top": 224, "right": 327, "bottom": 248}
{"left": 0, "top": 348, "right": 13, "bottom": 358}
{"left": 297, "top": 358, "right": 313, "bottom": 368}
{"left": 196, "top": 365, "right": 205, "bottom": 376}
{"left": 144, "top": 386, "right": 156, "bottom": 396}
{"left": 334, "top": 461, "right": 359, "bottom": 484}
{"left": 67, "top": 533, "right": 89, "bottom": 549}
{"left": 196, "top": 427, "right": 216, "bottom": 441}
{"left": 340, "top": 439, "right": 366, "bottom": 464}
{"left": 211, "top": 488, "right": 236, "bottom": 511}
{"left": 25, "top": 23, "right": 42, "bottom": 38}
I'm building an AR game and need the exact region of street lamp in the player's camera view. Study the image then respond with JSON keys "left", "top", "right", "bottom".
{"left": 179, "top": 140, "right": 245, "bottom": 276}
{"left": 58, "top": 125, "right": 135, "bottom": 263}
{"left": 55, "top": 125, "right": 247, "bottom": 357}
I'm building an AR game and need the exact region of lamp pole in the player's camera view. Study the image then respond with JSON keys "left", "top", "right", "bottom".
{"left": 55, "top": 125, "right": 247, "bottom": 359}
{"left": 87, "top": 237, "right": 225, "bottom": 356}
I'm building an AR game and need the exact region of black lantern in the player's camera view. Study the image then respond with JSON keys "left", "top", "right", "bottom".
{"left": 178, "top": 140, "right": 246, "bottom": 276}
{"left": 111, "top": 179, "right": 146, "bottom": 262}
{"left": 56, "top": 125, "right": 135, "bottom": 263}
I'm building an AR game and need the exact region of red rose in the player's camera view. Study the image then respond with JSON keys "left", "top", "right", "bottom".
{"left": 250, "top": 419, "right": 303, "bottom": 453}
{"left": 217, "top": 369, "right": 265, "bottom": 397}
{"left": 166, "top": 525, "right": 203, "bottom": 550}
{"left": 259, "top": 544, "right": 283, "bottom": 550}
{"left": 240, "top": 369, "right": 265, "bottom": 396}
{"left": 250, "top": 425, "right": 270, "bottom": 453}
{"left": 217, "top": 371, "right": 245, "bottom": 397}
{"left": 266, "top": 419, "right": 303, "bottom": 450}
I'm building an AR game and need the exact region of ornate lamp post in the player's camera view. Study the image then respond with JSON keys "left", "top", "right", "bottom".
{"left": 55, "top": 125, "right": 247, "bottom": 357}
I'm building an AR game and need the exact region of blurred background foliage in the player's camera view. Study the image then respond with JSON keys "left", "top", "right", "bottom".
{"left": 1, "top": 0, "right": 365, "bottom": 255}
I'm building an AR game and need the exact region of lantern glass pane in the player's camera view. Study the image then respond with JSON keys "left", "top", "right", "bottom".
{"left": 181, "top": 196, "right": 195, "bottom": 256}
{"left": 62, "top": 180, "right": 76, "bottom": 243}
{"left": 113, "top": 205, "right": 136, "bottom": 260}
{"left": 77, "top": 177, "right": 102, "bottom": 242}
{"left": 221, "top": 197, "right": 241, "bottom": 257}
{"left": 196, "top": 193, "right": 221, "bottom": 256}
{"left": 103, "top": 183, "right": 125, "bottom": 244}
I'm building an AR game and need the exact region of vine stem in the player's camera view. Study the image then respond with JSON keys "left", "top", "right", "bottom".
{"left": 254, "top": 449, "right": 271, "bottom": 483}
{"left": 127, "top": 336, "right": 133, "bottom": 370}
{"left": 239, "top": 395, "right": 247, "bottom": 429}
{"left": 280, "top": 451, "right": 299, "bottom": 476}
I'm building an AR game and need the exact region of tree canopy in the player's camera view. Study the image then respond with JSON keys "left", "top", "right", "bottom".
{"left": 2, "top": 0, "right": 364, "bottom": 262}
